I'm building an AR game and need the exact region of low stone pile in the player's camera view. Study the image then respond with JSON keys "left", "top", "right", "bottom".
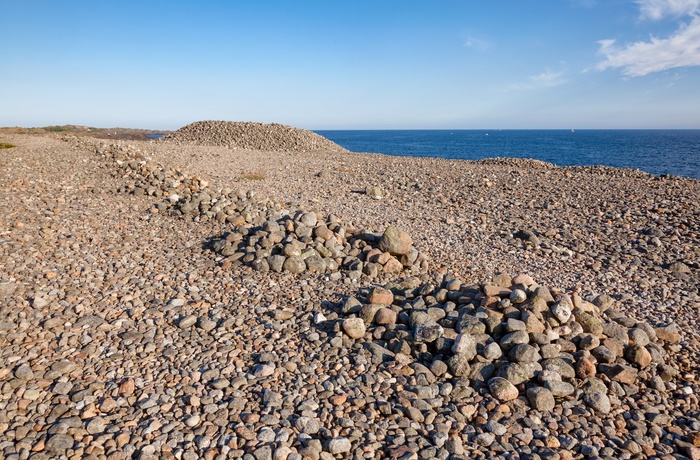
{"left": 98, "top": 142, "right": 280, "bottom": 223}
{"left": 340, "top": 272, "right": 682, "bottom": 414}
{"left": 211, "top": 221, "right": 429, "bottom": 279}
{"left": 475, "top": 157, "right": 557, "bottom": 169}
{"left": 160, "top": 120, "right": 347, "bottom": 152}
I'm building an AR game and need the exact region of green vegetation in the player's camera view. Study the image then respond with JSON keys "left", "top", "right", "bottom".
{"left": 44, "top": 125, "right": 71, "bottom": 132}
{"left": 0, "top": 142, "right": 16, "bottom": 149}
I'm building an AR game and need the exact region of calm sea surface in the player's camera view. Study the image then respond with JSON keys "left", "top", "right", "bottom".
{"left": 315, "top": 130, "right": 700, "bottom": 180}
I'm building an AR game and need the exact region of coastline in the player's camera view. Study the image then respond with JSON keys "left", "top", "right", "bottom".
{"left": 315, "top": 129, "right": 700, "bottom": 181}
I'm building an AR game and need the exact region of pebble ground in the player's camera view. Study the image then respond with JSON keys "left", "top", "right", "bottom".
{"left": 0, "top": 133, "right": 698, "bottom": 460}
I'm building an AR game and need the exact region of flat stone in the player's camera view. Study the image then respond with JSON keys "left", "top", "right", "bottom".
{"left": 544, "top": 380, "right": 575, "bottom": 398}
{"left": 179, "top": 315, "right": 197, "bottom": 328}
{"left": 607, "top": 364, "right": 638, "bottom": 384}
{"left": 51, "top": 361, "right": 77, "bottom": 374}
{"left": 210, "top": 378, "right": 230, "bottom": 389}
{"left": 45, "top": 433, "right": 74, "bottom": 454}
{"left": 368, "top": 287, "right": 394, "bottom": 305}
{"left": 655, "top": 323, "right": 681, "bottom": 344}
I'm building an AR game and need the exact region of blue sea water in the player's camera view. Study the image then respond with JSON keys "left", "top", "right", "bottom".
{"left": 315, "top": 129, "right": 700, "bottom": 180}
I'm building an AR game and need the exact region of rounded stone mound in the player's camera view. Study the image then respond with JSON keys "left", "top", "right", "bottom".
{"left": 161, "top": 120, "right": 346, "bottom": 152}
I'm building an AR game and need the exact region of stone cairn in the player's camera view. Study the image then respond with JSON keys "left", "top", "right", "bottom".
{"left": 160, "top": 120, "right": 347, "bottom": 152}
{"left": 98, "top": 142, "right": 428, "bottom": 280}
{"left": 340, "top": 273, "right": 682, "bottom": 415}
{"left": 210, "top": 219, "right": 428, "bottom": 278}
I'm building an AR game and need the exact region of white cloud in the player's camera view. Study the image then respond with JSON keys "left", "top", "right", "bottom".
{"left": 505, "top": 70, "right": 567, "bottom": 91}
{"left": 463, "top": 30, "right": 493, "bottom": 52}
{"left": 596, "top": 15, "right": 700, "bottom": 76}
{"left": 530, "top": 70, "right": 567, "bottom": 87}
{"left": 636, "top": 0, "right": 700, "bottom": 19}
{"left": 464, "top": 37, "right": 492, "bottom": 51}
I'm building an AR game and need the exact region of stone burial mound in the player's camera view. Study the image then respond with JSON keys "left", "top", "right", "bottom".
{"left": 99, "top": 141, "right": 280, "bottom": 221}
{"left": 210, "top": 220, "right": 428, "bottom": 280}
{"left": 160, "top": 120, "right": 347, "bottom": 152}
{"left": 338, "top": 273, "right": 683, "bottom": 416}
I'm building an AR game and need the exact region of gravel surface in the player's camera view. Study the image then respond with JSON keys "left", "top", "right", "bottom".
{"left": 1, "top": 130, "right": 699, "bottom": 460}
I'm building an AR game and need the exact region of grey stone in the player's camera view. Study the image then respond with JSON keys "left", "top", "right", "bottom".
{"left": 327, "top": 437, "right": 352, "bottom": 454}
{"left": 500, "top": 330, "right": 529, "bottom": 351}
{"left": 414, "top": 322, "right": 444, "bottom": 343}
{"left": 45, "top": 433, "right": 74, "bottom": 454}
{"left": 283, "top": 256, "right": 306, "bottom": 274}
{"left": 447, "top": 353, "right": 471, "bottom": 377}
{"left": 295, "top": 416, "right": 320, "bottom": 434}
{"left": 483, "top": 342, "right": 503, "bottom": 360}
{"left": 14, "top": 364, "right": 34, "bottom": 381}
{"left": 527, "top": 387, "right": 555, "bottom": 411}
{"left": 544, "top": 379, "right": 575, "bottom": 398}
{"left": 509, "top": 343, "right": 541, "bottom": 363}
{"left": 451, "top": 333, "right": 477, "bottom": 359}
{"left": 583, "top": 392, "right": 611, "bottom": 414}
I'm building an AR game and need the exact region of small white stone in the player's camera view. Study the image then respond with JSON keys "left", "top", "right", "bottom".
{"left": 550, "top": 302, "right": 572, "bottom": 323}
{"left": 169, "top": 298, "right": 185, "bottom": 307}
{"left": 313, "top": 312, "right": 327, "bottom": 324}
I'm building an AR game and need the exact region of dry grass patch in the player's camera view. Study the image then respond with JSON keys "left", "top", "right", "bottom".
{"left": 0, "top": 142, "right": 16, "bottom": 149}
{"left": 240, "top": 170, "right": 266, "bottom": 181}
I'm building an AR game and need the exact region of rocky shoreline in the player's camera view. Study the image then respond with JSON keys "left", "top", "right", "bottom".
{"left": 1, "top": 128, "right": 699, "bottom": 460}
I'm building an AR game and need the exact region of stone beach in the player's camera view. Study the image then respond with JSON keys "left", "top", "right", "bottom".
{"left": 1, "top": 122, "right": 699, "bottom": 460}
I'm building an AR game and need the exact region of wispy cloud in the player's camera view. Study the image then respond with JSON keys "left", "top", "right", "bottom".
{"left": 596, "top": 0, "right": 700, "bottom": 76}
{"left": 463, "top": 32, "right": 493, "bottom": 52}
{"left": 637, "top": 0, "right": 700, "bottom": 19}
{"left": 505, "top": 70, "right": 567, "bottom": 91}
{"left": 596, "top": 15, "right": 700, "bottom": 76}
{"left": 530, "top": 70, "right": 568, "bottom": 87}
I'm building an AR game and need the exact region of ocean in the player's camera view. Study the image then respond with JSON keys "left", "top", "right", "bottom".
{"left": 315, "top": 129, "right": 700, "bottom": 180}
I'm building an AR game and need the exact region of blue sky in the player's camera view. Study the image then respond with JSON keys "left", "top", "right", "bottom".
{"left": 2, "top": 0, "right": 700, "bottom": 129}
